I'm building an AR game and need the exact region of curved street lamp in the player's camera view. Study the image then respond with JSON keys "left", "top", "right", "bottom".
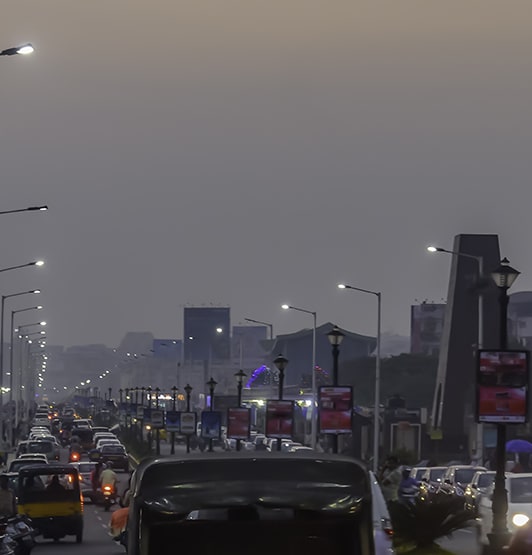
{"left": 0, "top": 43, "right": 34, "bottom": 56}
{"left": 0, "top": 205, "right": 47, "bottom": 215}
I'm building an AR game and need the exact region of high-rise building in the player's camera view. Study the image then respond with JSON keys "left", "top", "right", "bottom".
{"left": 183, "top": 307, "right": 231, "bottom": 363}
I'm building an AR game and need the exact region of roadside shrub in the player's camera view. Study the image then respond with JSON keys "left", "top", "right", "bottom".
{"left": 389, "top": 494, "right": 475, "bottom": 549}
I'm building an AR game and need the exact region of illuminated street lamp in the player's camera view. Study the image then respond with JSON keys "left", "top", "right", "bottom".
{"left": 0, "top": 43, "right": 34, "bottom": 56}
{"left": 338, "top": 283, "right": 382, "bottom": 472}
{"left": 0, "top": 205, "right": 47, "bottom": 215}
{"left": 282, "top": 304, "right": 317, "bottom": 449}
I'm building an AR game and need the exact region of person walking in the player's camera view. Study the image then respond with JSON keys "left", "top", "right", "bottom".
{"left": 0, "top": 475, "right": 15, "bottom": 516}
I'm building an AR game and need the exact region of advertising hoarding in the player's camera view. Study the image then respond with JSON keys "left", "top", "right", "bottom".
{"left": 165, "top": 410, "right": 180, "bottom": 432}
{"left": 319, "top": 386, "right": 353, "bottom": 434}
{"left": 265, "top": 400, "right": 294, "bottom": 439}
{"left": 143, "top": 408, "right": 152, "bottom": 424}
{"left": 227, "top": 408, "right": 251, "bottom": 440}
{"left": 477, "top": 350, "right": 529, "bottom": 423}
{"left": 151, "top": 410, "right": 164, "bottom": 429}
{"left": 136, "top": 405, "right": 145, "bottom": 419}
{"left": 201, "top": 411, "right": 222, "bottom": 439}
{"left": 180, "top": 412, "right": 196, "bottom": 435}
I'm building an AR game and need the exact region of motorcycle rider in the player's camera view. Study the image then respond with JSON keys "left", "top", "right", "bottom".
{"left": 100, "top": 462, "right": 118, "bottom": 494}
{"left": 397, "top": 468, "right": 419, "bottom": 505}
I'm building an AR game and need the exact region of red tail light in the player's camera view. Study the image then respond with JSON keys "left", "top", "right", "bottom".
{"left": 103, "top": 485, "right": 112, "bottom": 493}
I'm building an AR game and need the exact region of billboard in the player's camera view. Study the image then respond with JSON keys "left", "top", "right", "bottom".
{"left": 165, "top": 410, "right": 180, "bottom": 432}
{"left": 227, "top": 408, "right": 251, "bottom": 440}
{"left": 265, "top": 400, "right": 294, "bottom": 439}
{"left": 180, "top": 412, "right": 196, "bottom": 435}
{"left": 319, "top": 386, "right": 353, "bottom": 434}
{"left": 151, "top": 410, "right": 164, "bottom": 429}
{"left": 201, "top": 411, "right": 222, "bottom": 439}
{"left": 477, "top": 350, "right": 529, "bottom": 423}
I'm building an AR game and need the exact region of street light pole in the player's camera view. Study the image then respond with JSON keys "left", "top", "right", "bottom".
{"left": 0, "top": 205, "right": 46, "bottom": 214}
{"left": 327, "top": 325, "right": 345, "bottom": 454}
{"left": 281, "top": 305, "right": 317, "bottom": 449}
{"left": 184, "top": 384, "right": 193, "bottom": 454}
{"left": 155, "top": 387, "right": 161, "bottom": 455}
{"left": 206, "top": 377, "right": 217, "bottom": 452}
{"left": 234, "top": 370, "right": 247, "bottom": 452}
{"left": 338, "top": 284, "right": 381, "bottom": 472}
{"left": 273, "top": 354, "right": 289, "bottom": 452}
{"left": 0, "top": 44, "right": 34, "bottom": 56}
{"left": 244, "top": 318, "right": 274, "bottom": 340}
{"left": 171, "top": 386, "right": 178, "bottom": 455}
{"left": 428, "top": 245, "right": 485, "bottom": 457}
{"left": 488, "top": 258, "right": 520, "bottom": 554}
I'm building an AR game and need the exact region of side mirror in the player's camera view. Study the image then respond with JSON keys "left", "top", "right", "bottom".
{"left": 471, "top": 484, "right": 478, "bottom": 490}
{"left": 444, "top": 479, "right": 451, "bottom": 485}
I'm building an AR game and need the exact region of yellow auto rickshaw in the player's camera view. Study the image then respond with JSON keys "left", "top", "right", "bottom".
{"left": 17, "top": 464, "right": 83, "bottom": 543}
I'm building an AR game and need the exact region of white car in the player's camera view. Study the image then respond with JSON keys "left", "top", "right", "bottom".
{"left": 477, "top": 472, "right": 532, "bottom": 552}
{"left": 95, "top": 438, "right": 121, "bottom": 450}
{"left": 19, "top": 453, "right": 48, "bottom": 463}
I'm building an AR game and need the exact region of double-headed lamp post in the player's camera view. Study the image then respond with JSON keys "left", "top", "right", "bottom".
{"left": 206, "top": 377, "right": 217, "bottom": 452}
{"left": 327, "top": 325, "right": 345, "bottom": 454}
{"left": 273, "top": 354, "right": 289, "bottom": 452}
{"left": 234, "top": 369, "right": 247, "bottom": 452}
{"left": 281, "top": 304, "right": 317, "bottom": 449}
{"left": 338, "top": 283, "right": 382, "bottom": 472}
{"left": 489, "top": 258, "right": 520, "bottom": 554}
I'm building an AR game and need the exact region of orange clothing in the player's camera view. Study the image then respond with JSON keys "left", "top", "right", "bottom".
{"left": 110, "top": 507, "right": 129, "bottom": 537}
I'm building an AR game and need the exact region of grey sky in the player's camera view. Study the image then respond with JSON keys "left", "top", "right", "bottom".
{"left": 2, "top": 1, "right": 532, "bottom": 348}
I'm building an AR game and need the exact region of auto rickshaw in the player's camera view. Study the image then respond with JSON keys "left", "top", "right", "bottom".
{"left": 17, "top": 464, "right": 83, "bottom": 543}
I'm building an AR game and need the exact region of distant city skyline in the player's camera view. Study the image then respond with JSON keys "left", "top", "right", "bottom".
{"left": 2, "top": 2, "right": 532, "bottom": 348}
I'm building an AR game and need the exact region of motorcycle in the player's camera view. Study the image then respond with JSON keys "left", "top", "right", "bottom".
{"left": 102, "top": 483, "right": 116, "bottom": 512}
{"left": 5, "top": 515, "right": 36, "bottom": 555}
{"left": 68, "top": 451, "right": 81, "bottom": 463}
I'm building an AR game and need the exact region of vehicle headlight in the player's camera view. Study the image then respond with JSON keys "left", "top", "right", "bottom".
{"left": 512, "top": 514, "right": 530, "bottom": 527}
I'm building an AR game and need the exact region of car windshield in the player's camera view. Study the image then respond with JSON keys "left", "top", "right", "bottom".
{"left": 429, "top": 469, "right": 445, "bottom": 481}
{"left": 478, "top": 473, "right": 495, "bottom": 488}
{"left": 455, "top": 469, "right": 476, "bottom": 484}
{"left": 102, "top": 445, "right": 125, "bottom": 454}
{"left": 414, "top": 469, "right": 426, "bottom": 480}
{"left": 510, "top": 477, "right": 532, "bottom": 503}
{"left": 78, "top": 463, "right": 95, "bottom": 473}
{"left": 27, "top": 442, "right": 53, "bottom": 454}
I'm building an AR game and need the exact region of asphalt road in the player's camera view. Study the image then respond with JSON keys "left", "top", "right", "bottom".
{"left": 438, "top": 528, "right": 478, "bottom": 555}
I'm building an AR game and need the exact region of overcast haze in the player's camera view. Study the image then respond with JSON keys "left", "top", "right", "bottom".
{"left": 2, "top": 1, "right": 532, "bottom": 348}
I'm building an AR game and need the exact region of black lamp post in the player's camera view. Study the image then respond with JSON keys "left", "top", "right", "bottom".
{"left": 134, "top": 387, "right": 140, "bottom": 440}
{"left": 273, "top": 354, "right": 289, "bottom": 452}
{"left": 184, "top": 383, "right": 193, "bottom": 454}
{"left": 155, "top": 387, "right": 161, "bottom": 455}
{"left": 234, "top": 369, "right": 247, "bottom": 452}
{"left": 327, "top": 325, "right": 345, "bottom": 454}
{"left": 119, "top": 389, "right": 123, "bottom": 404}
{"left": 206, "top": 377, "right": 217, "bottom": 452}
{"left": 147, "top": 387, "right": 153, "bottom": 453}
{"left": 125, "top": 388, "right": 130, "bottom": 430}
{"left": 488, "top": 257, "right": 520, "bottom": 554}
{"left": 171, "top": 386, "right": 178, "bottom": 455}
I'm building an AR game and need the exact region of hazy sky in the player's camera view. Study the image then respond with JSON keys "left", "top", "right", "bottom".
{"left": 2, "top": 1, "right": 532, "bottom": 348}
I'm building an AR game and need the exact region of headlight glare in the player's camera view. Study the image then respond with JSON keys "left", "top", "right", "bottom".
{"left": 512, "top": 514, "right": 529, "bottom": 527}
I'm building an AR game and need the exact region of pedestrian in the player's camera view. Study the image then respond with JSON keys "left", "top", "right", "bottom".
{"left": 0, "top": 475, "right": 15, "bottom": 516}
{"left": 380, "top": 456, "right": 402, "bottom": 503}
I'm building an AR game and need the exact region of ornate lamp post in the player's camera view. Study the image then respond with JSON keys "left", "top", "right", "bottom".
{"left": 206, "top": 377, "right": 217, "bottom": 452}
{"left": 146, "top": 386, "right": 152, "bottom": 452}
{"left": 488, "top": 258, "right": 520, "bottom": 554}
{"left": 234, "top": 369, "right": 247, "bottom": 452}
{"left": 327, "top": 325, "right": 345, "bottom": 454}
{"left": 125, "top": 388, "right": 130, "bottom": 430}
{"left": 184, "top": 383, "right": 193, "bottom": 454}
{"left": 155, "top": 387, "right": 161, "bottom": 455}
{"left": 171, "top": 386, "right": 178, "bottom": 455}
{"left": 273, "top": 354, "right": 289, "bottom": 452}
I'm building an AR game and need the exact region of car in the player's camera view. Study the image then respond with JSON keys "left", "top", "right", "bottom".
{"left": 370, "top": 470, "right": 395, "bottom": 555}
{"left": 477, "top": 472, "right": 532, "bottom": 552}
{"left": 69, "top": 461, "right": 98, "bottom": 501}
{"left": 99, "top": 444, "right": 129, "bottom": 472}
{"left": 287, "top": 445, "right": 314, "bottom": 453}
{"left": 464, "top": 470, "right": 495, "bottom": 514}
{"left": 95, "top": 438, "right": 121, "bottom": 450}
{"left": 16, "top": 439, "right": 60, "bottom": 461}
{"left": 439, "top": 465, "right": 487, "bottom": 497}
{"left": 8, "top": 458, "right": 49, "bottom": 473}
{"left": 417, "top": 466, "right": 447, "bottom": 503}
{"left": 410, "top": 467, "right": 428, "bottom": 481}
{"left": 19, "top": 454, "right": 48, "bottom": 463}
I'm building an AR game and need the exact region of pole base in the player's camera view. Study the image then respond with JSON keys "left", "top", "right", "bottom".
{"left": 487, "top": 532, "right": 512, "bottom": 554}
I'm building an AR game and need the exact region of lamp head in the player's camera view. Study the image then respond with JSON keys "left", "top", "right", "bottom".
{"left": 273, "top": 353, "right": 289, "bottom": 371}
{"left": 281, "top": 304, "right": 290, "bottom": 310}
